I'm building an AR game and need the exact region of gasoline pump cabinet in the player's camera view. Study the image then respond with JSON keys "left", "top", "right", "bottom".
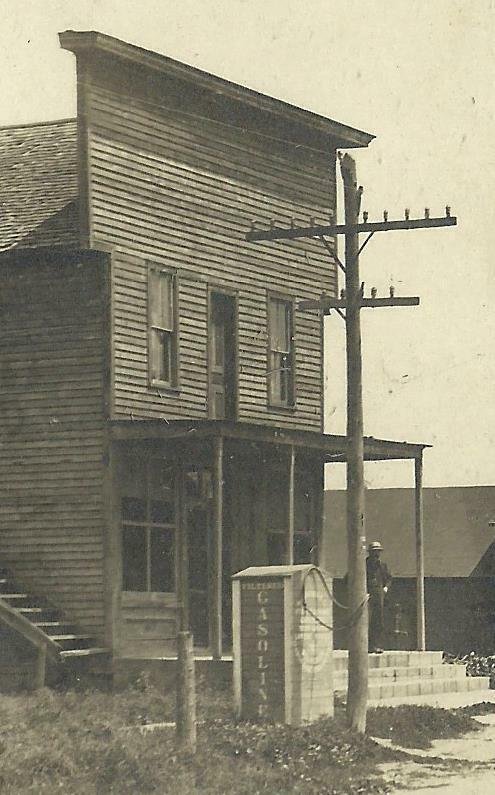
{"left": 232, "top": 565, "right": 334, "bottom": 725}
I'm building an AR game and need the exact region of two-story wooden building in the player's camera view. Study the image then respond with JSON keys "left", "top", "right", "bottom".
{"left": 0, "top": 31, "right": 427, "bottom": 683}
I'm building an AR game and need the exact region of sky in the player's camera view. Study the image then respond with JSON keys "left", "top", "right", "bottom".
{"left": 1, "top": 1, "right": 494, "bottom": 488}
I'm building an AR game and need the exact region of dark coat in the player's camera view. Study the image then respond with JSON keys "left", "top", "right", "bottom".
{"left": 366, "top": 556, "right": 392, "bottom": 601}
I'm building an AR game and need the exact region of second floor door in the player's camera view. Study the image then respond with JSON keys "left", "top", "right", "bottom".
{"left": 209, "top": 291, "right": 237, "bottom": 420}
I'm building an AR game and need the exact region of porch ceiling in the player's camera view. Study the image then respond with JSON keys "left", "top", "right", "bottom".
{"left": 110, "top": 419, "right": 429, "bottom": 461}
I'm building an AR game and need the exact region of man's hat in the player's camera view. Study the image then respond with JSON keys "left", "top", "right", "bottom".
{"left": 368, "top": 541, "right": 383, "bottom": 551}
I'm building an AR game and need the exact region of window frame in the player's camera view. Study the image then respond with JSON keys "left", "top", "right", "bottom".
{"left": 147, "top": 262, "right": 180, "bottom": 390}
{"left": 266, "top": 291, "right": 296, "bottom": 410}
{"left": 121, "top": 455, "right": 177, "bottom": 594}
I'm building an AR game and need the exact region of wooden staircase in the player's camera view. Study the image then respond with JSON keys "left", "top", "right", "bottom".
{"left": 0, "top": 567, "right": 109, "bottom": 689}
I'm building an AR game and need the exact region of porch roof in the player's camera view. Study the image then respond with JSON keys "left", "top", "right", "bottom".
{"left": 110, "top": 419, "right": 429, "bottom": 462}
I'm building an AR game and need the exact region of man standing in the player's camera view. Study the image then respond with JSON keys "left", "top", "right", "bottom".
{"left": 366, "top": 541, "right": 392, "bottom": 653}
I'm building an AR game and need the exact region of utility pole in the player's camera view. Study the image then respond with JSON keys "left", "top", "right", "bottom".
{"left": 340, "top": 153, "right": 367, "bottom": 732}
{"left": 245, "top": 155, "right": 456, "bottom": 732}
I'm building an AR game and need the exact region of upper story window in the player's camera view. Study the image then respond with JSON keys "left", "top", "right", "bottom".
{"left": 148, "top": 264, "right": 178, "bottom": 388}
{"left": 267, "top": 294, "right": 295, "bottom": 408}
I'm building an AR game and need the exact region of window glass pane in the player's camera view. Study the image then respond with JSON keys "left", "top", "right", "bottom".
{"left": 149, "top": 270, "right": 161, "bottom": 326}
{"left": 159, "top": 273, "right": 174, "bottom": 331}
{"left": 122, "top": 497, "right": 146, "bottom": 522}
{"left": 151, "top": 499, "right": 174, "bottom": 524}
{"left": 150, "top": 270, "right": 174, "bottom": 331}
{"left": 150, "top": 528, "right": 175, "bottom": 591}
{"left": 269, "top": 352, "right": 281, "bottom": 404}
{"left": 269, "top": 298, "right": 290, "bottom": 352}
{"left": 149, "top": 461, "right": 175, "bottom": 524}
{"left": 122, "top": 526, "right": 147, "bottom": 591}
{"left": 150, "top": 462, "right": 175, "bottom": 499}
{"left": 150, "top": 329, "right": 172, "bottom": 383}
{"left": 121, "top": 456, "right": 146, "bottom": 519}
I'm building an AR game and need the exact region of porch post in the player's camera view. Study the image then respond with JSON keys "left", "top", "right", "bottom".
{"left": 415, "top": 452, "right": 426, "bottom": 650}
{"left": 314, "top": 455, "right": 325, "bottom": 567}
{"left": 177, "top": 454, "right": 189, "bottom": 633}
{"left": 287, "top": 445, "right": 295, "bottom": 565}
{"left": 212, "top": 435, "right": 224, "bottom": 659}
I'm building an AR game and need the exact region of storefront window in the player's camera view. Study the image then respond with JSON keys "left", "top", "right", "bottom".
{"left": 121, "top": 455, "right": 176, "bottom": 592}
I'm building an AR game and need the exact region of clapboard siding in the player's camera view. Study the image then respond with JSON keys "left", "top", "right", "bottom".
{"left": 83, "top": 69, "right": 337, "bottom": 430}
{"left": 0, "top": 258, "right": 106, "bottom": 638}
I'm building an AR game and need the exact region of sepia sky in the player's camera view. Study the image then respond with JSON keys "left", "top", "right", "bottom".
{"left": 2, "top": 1, "right": 494, "bottom": 488}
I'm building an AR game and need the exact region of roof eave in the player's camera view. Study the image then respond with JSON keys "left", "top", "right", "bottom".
{"left": 58, "top": 30, "right": 375, "bottom": 149}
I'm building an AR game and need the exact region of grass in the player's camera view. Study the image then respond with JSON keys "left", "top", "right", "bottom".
{"left": 0, "top": 681, "right": 490, "bottom": 793}
{"left": 366, "top": 704, "right": 483, "bottom": 749}
{"left": 0, "top": 679, "right": 395, "bottom": 795}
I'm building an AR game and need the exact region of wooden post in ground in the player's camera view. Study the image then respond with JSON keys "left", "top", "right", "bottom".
{"left": 34, "top": 644, "right": 47, "bottom": 690}
{"left": 211, "top": 435, "right": 224, "bottom": 660}
{"left": 415, "top": 453, "right": 426, "bottom": 651}
{"left": 287, "top": 445, "right": 295, "bottom": 565}
{"left": 340, "top": 153, "right": 368, "bottom": 733}
{"left": 176, "top": 456, "right": 197, "bottom": 751}
{"left": 176, "top": 631, "right": 197, "bottom": 751}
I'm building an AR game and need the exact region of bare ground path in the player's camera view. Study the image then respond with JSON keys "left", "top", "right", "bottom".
{"left": 378, "top": 715, "right": 495, "bottom": 793}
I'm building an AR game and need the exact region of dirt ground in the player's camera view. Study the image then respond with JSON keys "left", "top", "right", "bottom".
{"left": 379, "top": 714, "right": 495, "bottom": 793}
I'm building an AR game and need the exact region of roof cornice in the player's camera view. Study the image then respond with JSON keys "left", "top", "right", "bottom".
{"left": 59, "top": 30, "right": 375, "bottom": 149}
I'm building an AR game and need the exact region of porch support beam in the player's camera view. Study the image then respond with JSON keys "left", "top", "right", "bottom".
{"left": 212, "top": 435, "right": 224, "bottom": 659}
{"left": 287, "top": 446, "right": 295, "bottom": 565}
{"left": 177, "top": 455, "right": 189, "bottom": 633}
{"left": 415, "top": 453, "right": 426, "bottom": 651}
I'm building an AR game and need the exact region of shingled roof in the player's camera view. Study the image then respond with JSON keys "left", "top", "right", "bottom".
{"left": 0, "top": 118, "right": 78, "bottom": 252}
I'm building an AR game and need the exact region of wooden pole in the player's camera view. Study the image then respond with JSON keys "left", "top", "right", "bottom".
{"left": 176, "top": 456, "right": 197, "bottom": 751}
{"left": 212, "top": 435, "right": 224, "bottom": 660}
{"left": 287, "top": 446, "right": 295, "bottom": 565}
{"left": 33, "top": 644, "right": 47, "bottom": 690}
{"left": 415, "top": 453, "right": 426, "bottom": 650}
{"left": 177, "top": 456, "right": 189, "bottom": 633}
{"left": 341, "top": 153, "right": 368, "bottom": 733}
{"left": 176, "top": 631, "right": 197, "bottom": 751}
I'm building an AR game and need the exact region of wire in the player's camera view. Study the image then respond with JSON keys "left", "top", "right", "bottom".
{"left": 301, "top": 565, "right": 369, "bottom": 632}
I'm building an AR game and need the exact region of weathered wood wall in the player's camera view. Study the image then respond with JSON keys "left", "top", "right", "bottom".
{"left": 81, "top": 53, "right": 336, "bottom": 431}
{"left": 0, "top": 258, "right": 106, "bottom": 638}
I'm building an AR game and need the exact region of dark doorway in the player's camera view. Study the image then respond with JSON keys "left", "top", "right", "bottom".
{"left": 209, "top": 291, "right": 237, "bottom": 419}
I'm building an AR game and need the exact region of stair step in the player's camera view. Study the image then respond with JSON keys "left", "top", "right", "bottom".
{"left": 60, "top": 647, "right": 109, "bottom": 659}
{"left": 50, "top": 634, "right": 92, "bottom": 642}
{"left": 17, "top": 607, "right": 43, "bottom": 613}
{"left": 33, "top": 622, "right": 65, "bottom": 628}
{"left": 333, "top": 664, "right": 468, "bottom": 686}
{"left": 0, "top": 594, "right": 29, "bottom": 600}
{"left": 336, "top": 675, "right": 491, "bottom": 700}
{"left": 333, "top": 650, "right": 444, "bottom": 671}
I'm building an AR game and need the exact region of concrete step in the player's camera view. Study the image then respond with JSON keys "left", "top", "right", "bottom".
{"left": 369, "top": 688, "right": 495, "bottom": 709}
{"left": 333, "top": 650, "right": 444, "bottom": 671}
{"left": 336, "top": 674, "right": 490, "bottom": 701}
{"left": 333, "top": 663, "right": 468, "bottom": 689}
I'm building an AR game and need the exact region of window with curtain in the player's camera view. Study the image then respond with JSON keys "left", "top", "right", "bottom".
{"left": 268, "top": 295, "right": 295, "bottom": 407}
{"left": 148, "top": 265, "right": 178, "bottom": 387}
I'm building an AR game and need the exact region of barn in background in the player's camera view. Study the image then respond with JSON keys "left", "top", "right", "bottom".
{"left": 325, "top": 486, "right": 495, "bottom": 654}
